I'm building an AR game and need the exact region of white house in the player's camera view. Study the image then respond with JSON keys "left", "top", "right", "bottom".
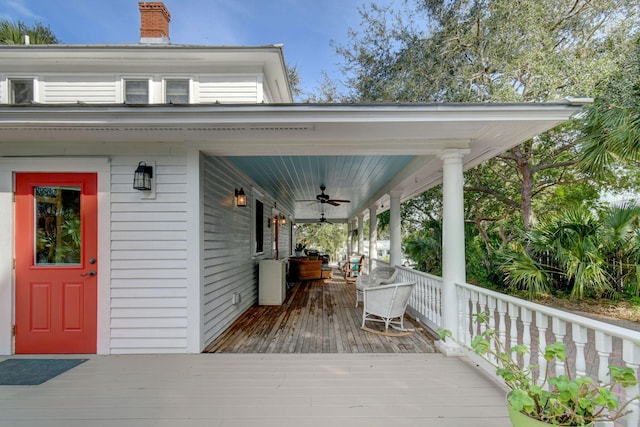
{"left": 0, "top": 2, "right": 587, "bottom": 355}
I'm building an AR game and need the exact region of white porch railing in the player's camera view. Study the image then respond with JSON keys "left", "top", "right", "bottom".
{"left": 370, "top": 259, "right": 640, "bottom": 427}
{"left": 370, "top": 259, "right": 443, "bottom": 332}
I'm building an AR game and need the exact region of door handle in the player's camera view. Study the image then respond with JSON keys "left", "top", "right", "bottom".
{"left": 80, "top": 271, "right": 96, "bottom": 277}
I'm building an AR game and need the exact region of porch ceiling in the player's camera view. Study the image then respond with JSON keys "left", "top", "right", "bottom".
{"left": 226, "top": 155, "right": 417, "bottom": 222}
{"left": 0, "top": 100, "right": 589, "bottom": 222}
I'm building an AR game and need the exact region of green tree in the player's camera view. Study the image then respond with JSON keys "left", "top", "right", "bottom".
{"left": 295, "top": 223, "right": 347, "bottom": 263}
{"left": 333, "top": 0, "right": 639, "bottom": 285}
{"left": 502, "top": 203, "right": 640, "bottom": 298}
{"left": 287, "top": 64, "right": 303, "bottom": 102}
{"left": 580, "top": 35, "right": 640, "bottom": 176}
{"left": 0, "top": 19, "right": 59, "bottom": 45}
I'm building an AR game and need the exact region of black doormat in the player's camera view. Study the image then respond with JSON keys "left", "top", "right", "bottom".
{"left": 0, "top": 358, "right": 87, "bottom": 385}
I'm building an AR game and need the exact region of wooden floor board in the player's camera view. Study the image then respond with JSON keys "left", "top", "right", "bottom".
{"left": 0, "top": 353, "right": 510, "bottom": 426}
{"left": 205, "top": 270, "right": 436, "bottom": 353}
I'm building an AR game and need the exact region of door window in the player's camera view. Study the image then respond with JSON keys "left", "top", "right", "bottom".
{"left": 34, "top": 186, "right": 81, "bottom": 265}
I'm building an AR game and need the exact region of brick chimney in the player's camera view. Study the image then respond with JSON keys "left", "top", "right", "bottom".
{"left": 139, "top": 2, "right": 171, "bottom": 44}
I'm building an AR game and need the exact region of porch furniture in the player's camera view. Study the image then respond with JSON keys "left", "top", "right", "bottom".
{"left": 259, "top": 260, "right": 287, "bottom": 305}
{"left": 288, "top": 258, "right": 330, "bottom": 281}
{"left": 341, "top": 254, "right": 364, "bottom": 282}
{"left": 355, "top": 266, "right": 398, "bottom": 307}
{"left": 361, "top": 282, "right": 416, "bottom": 333}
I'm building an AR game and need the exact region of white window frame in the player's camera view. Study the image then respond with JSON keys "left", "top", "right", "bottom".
{"left": 123, "top": 78, "right": 150, "bottom": 104}
{"left": 164, "top": 78, "right": 191, "bottom": 104}
{"left": 9, "top": 78, "right": 34, "bottom": 104}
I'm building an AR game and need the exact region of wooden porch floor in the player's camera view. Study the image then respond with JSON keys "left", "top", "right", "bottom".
{"left": 0, "top": 353, "right": 511, "bottom": 426}
{"left": 205, "top": 270, "right": 436, "bottom": 353}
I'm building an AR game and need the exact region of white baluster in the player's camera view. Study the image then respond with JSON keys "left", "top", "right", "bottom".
{"left": 497, "top": 300, "right": 507, "bottom": 351}
{"left": 435, "top": 285, "right": 442, "bottom": 326}
{"left": 479, "top": 294, "right": 488, "bottom": 336}
{"left": 593, "top": 335, "right": 612, "bottom": 427}
{"left": 463, "top": 288, "right": 472, "bottom": 346}
{"left": 536, "top": 312, "right": 548, "bottom": 387}
{"left": 508, "top": 302, "right": 519, "bottom": 351}
{"left": 552, "top": 318, "right": 567, "bottom": 378}
{"left": 456, "top": 286, "right": 465, "bottom": 342}
{"left": 429, "top": 278, "right": 435, "bottom": 323}
{"left": 487, "top": 296, "right": 497, "bottom": 362}
{"left": 623, "top": 340, "right": 640, "bottom": 427}
{"left": 521, "top": 307, "right": 532, "bottom": 368}
{"left": 414, "top": 277, "right": 420, "bottom": 313}
{"left": 571, "top": 324, "right": 587, "bottom": 378}
{"left": 469, "top": 290, "right": 479, "bottom": 339}
{"left": 595, "top": 331, "right": 612, "bottom": 384}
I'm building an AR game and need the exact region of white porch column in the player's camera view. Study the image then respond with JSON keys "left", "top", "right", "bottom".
{"left": 439, "top": 149, "right": 468, "bottom": 355}
{"left": 346, "top": 220, "right": 352, "bottom": 256}
{"left": 357, "top": 213, "right": 365, "bottom": 255}
{"left": 389, "top": 191, "right": 402, "bottom": 267}
{"left": 368, "top": 204, "right": 378, "bottom": 271}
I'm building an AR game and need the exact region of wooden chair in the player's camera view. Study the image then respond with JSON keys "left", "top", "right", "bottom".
{"left": 341, "top": 254, "right": 364, "bottom": 282}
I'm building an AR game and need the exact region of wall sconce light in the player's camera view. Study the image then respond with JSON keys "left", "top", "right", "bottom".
{"left": 279, "top": 215, "right": 286, "bottom": 225}
{"left": 133, "top": 161, "right": 153, "bottom": 191}
{"left": 234, "top": 187, "right": 247, "bottom": 207}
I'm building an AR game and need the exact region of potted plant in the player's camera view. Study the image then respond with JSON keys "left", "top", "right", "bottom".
{"left": 438, "top": 312, "right": 639, "bottom": 426}
{"left": 294, "top": 243, "right": 306, "bottom": 257}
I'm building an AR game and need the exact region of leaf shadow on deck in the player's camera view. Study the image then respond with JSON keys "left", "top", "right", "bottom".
{"left": 205, "top": 270, "right": 437, "bottom": 353}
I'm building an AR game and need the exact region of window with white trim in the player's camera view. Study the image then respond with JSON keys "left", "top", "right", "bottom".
{"left": 165, "top": 80, "right": 189, "bottom": 104}
{"left": 124, "top": 79, "right": 149, "bottom": 104}
{"left": 10, "top": 79, "right": 33, "bottom": 104}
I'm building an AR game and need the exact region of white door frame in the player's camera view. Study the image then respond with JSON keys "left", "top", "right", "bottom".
{"left": 0, "top": 158, "right": 111, "bottom": 355}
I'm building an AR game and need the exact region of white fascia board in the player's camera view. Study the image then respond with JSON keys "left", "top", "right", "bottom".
{"left": 0, "top": 101, "right": 587, "bottom": 126}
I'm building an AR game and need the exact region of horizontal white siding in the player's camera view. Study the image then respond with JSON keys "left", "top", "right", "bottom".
{"left": 42, "top": 76, "right": 117, "bottom": 103}
{"left": 2, "top": 74, "right": 265, "bottom": 104}
{"left": 201, "top": 156, "right": 294, "bottom": 347}
{"left": 110, "top": 155, "right": 190, "bottom": 354}
{"left": 202, "top": 156, "right": 255, "bottom": 344}
{"left": 199, "top": 76, "right": 259, "bottom": 103}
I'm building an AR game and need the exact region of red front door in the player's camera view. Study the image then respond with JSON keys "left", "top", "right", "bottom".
{"left": 15, "top": 173, "right": 97, "bottom": 354}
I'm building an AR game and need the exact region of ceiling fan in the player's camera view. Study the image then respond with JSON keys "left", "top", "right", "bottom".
{"left": 298, "top": 184, "right": 351, "bottom": 206}
{"left": 317, "top": 213, "right": 333, "bottom": 224}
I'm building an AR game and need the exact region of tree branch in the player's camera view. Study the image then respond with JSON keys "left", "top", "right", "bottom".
{"left": 464, "top": 186, "right": 520, "bottom": 209}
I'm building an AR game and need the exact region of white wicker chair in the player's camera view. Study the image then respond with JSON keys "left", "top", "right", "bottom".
{"left": 361, "top": 281, "right": 416, "bottom": 332}
{"left": 355, "top": 266, "right": 398, "bottom": 307}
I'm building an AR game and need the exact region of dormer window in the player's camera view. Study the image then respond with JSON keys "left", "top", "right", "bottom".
{"left": 10, "top": 79, "right": 33, "bottom": 104}
{"left": 124, "top": 79, "right": 149, "bottom": 104}
{"left": 165, "top": 79, "right": 189, "bottom": 104}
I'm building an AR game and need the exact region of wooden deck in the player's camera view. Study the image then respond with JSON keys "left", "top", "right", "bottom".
{"left": 205, "top": 270, "right": 436, "bottom": 353}
{"left": 0, "top": 270, "right": 511, "bottom": 426}
{"left": 0, "top": 353, "right": 511, "bottom": 426}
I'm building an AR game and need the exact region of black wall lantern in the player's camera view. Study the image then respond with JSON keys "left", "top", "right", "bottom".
{"left": 235, "top": 187, "right": 247, "bottom": 207}
{"left": 133, "top": 161, "right": 153, "bottom": 191}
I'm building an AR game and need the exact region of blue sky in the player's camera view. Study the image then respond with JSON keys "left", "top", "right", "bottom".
{"left": 0, "top": 0, "right": 389, "bottom": 96}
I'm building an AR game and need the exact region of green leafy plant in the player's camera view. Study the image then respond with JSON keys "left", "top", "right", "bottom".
{"left": 438, "top": 312, "right": 639, "bottom": 425}
{"left": 294, "top": 242, "right": 306, "bottom": 252}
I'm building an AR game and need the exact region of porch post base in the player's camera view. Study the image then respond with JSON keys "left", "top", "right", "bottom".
{"left": 435, "top": 340, "right": 463, "bottom": 357}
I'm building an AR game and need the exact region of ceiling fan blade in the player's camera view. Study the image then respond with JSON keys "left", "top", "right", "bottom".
{"left": 327, "top": 201, "right": 340, "bottom": 206}
{"left": 329, "top": 199, "right": 350, "bottom": 203}
{"left": 296, "top": 199, "right": 317, "bottom": 202}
